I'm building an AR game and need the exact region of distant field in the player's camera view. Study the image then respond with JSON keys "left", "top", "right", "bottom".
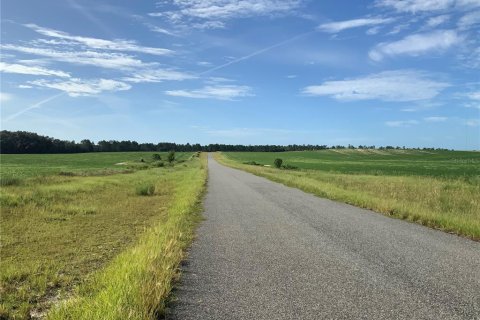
{"left": 0, "top": 152, "right": 192, "bottom": 181}
{"left": 224, "top": 149, "right": 480, "bottom": 179}
{"left": 0, "top": 152, "right": 206, "bottom": 319}
{"left": 218, "top": 150, "right": 480, "bottom": 240}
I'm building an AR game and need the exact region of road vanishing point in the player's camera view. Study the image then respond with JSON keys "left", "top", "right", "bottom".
{"left": 167, "top": 154, "right": 480, "bottom": 320}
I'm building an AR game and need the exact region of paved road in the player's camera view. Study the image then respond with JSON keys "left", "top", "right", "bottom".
{"left": 167, "top": 154, "right": 480, "bottom": 319}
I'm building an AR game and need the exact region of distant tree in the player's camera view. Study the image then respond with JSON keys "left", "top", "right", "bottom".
{"left": 167, "top": 151, "right": 175, "bottom": 163}
{"left": 274, "top": 158, "right": 283, "bottom": 168}
{"left": 80, "top": 139, "right": 94, "bottom": 152}
{"left": 152, "top": 153, "right": 161, "bottom": 161}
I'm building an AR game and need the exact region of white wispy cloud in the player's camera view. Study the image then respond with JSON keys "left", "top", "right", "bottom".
{"left": 302, "top": 70, "right": 449, "bottom": 102}
{"left": 16, "top": 59, "right": 51, "bottom": 67}
{"left": 197, "top": 61, "right": 213, "bottom": 67}
{"left": 366, "top": 26, "right": 381, "bottom": 35}
{"left": 458, "top": 10, "right": 480, "bottom": 29}
{"left": 149, "top": 26, "right": 176, "bottom": 36}
{"left": 375, "top": 0, "right": 479, "bottom": 13}
{"left": 0, "top": 62, "right": 70, "bottom": 77}
{"left": 150, "top": 0, "right": 303, "bottom": 29}
{"left": 1, "top": 44, "right": 149, "bottom": 70}
{"left": 0, "top": 92, "right": 13, "bottom": 102}
{"left": 25, "top": 24, "right": 173, "bottom": 56}
{"left": 369, "top": 30, "right": 462, "bottom": 61}
{"left": 165, "top": 85, "right": 253, "bottom": 100}
{"left": 465, "top": 119, "right": 480, "bottom": 126}
{"left": 464, "top": 90, "right": 480, "bottom": 109}
{"left": 468, "top": 91, "right": 480, "bottom": 100}
{"left": 122, "top": 69, "right": 195, "bottom": 83}
{"left": 385, "top": 120, "right": 419, "bottom": 127}
{"left": 424, "top": 116, "right": 448, "bottom": 122}
{"left": 29, "top": 78, "right": 131, "bottom": 97}
{"left": 317, "top": 17, "right": 394, "bottom": 33}
{"left": 425, "top": 15, "right": 450, "bottom": 27}
{"left": 458, "top": 47, "right": 480, "bottom": 69}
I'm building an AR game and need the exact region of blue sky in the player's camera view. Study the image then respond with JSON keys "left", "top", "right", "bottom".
{"left": 1, "top": 0, "right": 479, "bottom": 149}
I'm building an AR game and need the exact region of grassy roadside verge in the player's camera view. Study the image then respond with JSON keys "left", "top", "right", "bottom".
{"left": 215, "top": 152, "right": 479, "bottom": 240}
{"left": 0, "top": 153, "right": 207, "bottom": 319}
{"left": 47, "top": 153, "right": 207, "bottom": 319}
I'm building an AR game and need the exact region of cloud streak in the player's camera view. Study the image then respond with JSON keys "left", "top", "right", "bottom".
{"left": 318, "top": 17, "right": 394, "bottom": 33}
{"left": 29, "top": 78, "right": 131, "bottom": 97}
{"left": 375, "top": 0, "right": 480, "bottom": 13}
{"left": 302, "top": 70, "right": 449, "bottom": 102}
{"left": 0, "top": 62, "right": 70, "bottom": 77}
{"left": 385, "top": 120, "right": 419, "bottom": 127}
{"left": 369, "top": 30, "right": 462, "bottom": 61}
{"left": 122, "top": 69, "right": 195, "bottom": 83}
{"left": 165, "top": 85, "right": 253, "bottom": 100}
{"left": 1, "top": 44, "right": 150, "bottom": 70}
{"left": 25, "top": 24, "right": 173, "bottom": 56}
{"left": 424, "top": 116, "right": 448, "bottom": 122}
{"left": 150, "top": 0, "right": 303, "bottom": 29}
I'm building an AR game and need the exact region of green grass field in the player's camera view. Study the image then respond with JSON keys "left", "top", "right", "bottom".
{"left": 223, "top": 149, "right": 480, "bottom": 179}
{"left": 0, "top": 152, "right": 206, "bottom": 319}
{"left": 0, "top": 152, "right": 192, "bottom": 181}
{"left": 218, "top": 150, "right": 480, "bottom": 240}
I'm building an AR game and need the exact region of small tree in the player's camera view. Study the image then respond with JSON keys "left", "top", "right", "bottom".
{"left": 152, "top": 153, "right": 161, "bottom": 161}
{"left": 167, "top": 151, "right": 175, "bottom": 163}
{"left": 274, "top": 158, "right": 283, "bottom": 168}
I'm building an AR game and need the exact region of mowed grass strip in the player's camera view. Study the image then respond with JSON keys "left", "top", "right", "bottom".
{"left": 0, "top": 152, "right": 207, "bottom": 319}
{"left": 216, "top": 151, "right": 480, "bottom": 240}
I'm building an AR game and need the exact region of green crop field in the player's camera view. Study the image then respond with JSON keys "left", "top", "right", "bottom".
{"left": 218, "top": 149, "right": 480, "bottom": 240}
{"left": 0, "top": 152, "right": 207, "bottom": 319}
{"left": 223, "top": 149, "right": 480, "bottom": 179}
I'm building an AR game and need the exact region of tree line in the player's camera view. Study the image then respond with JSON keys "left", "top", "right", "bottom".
{"left": 0, "top": 131, "right": 449, "bottom": 154}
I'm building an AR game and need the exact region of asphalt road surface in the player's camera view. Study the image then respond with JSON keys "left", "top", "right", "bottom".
{"left": 166, "top": 154, "right": 480, "bottom": 320}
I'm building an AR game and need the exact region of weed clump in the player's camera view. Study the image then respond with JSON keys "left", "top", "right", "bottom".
{"left": 59, "top": 171, "right": 76, "bottom": 176}
{"left": 0, "top": 177, "right": 21, "bottom": 186}
{"left": 274, "top": 158, "right": 283, "bottom": 168}
{"left": 167, "top": 151, "right": 175, "bottom": 163}
{"left": 136, "top": 184, "right": 155, "bottom": 196}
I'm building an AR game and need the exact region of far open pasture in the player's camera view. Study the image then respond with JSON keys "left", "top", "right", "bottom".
{"left": 0, "top": 152, "right": 192, "bottom": 182}
{"left": 223, "top": 149, "right": 480, "bottom": 179}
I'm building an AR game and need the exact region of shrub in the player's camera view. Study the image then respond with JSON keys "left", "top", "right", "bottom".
{"left": 135, "top": 184, "right": 155, "bottom": 196}
{"left": 167, "top": 151, "right": 175, "bottom": 163}
{"left": 154, "top": 161, "right": 165, "bottom": 167}
{"left": 152, "top": 154, "right": 162, "bottom": 161}
{"left": 274, "top": 158, "right": 283, "bottom": 168}
{"left": 282, "top": 164, "right": 298, "bottom": 170}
